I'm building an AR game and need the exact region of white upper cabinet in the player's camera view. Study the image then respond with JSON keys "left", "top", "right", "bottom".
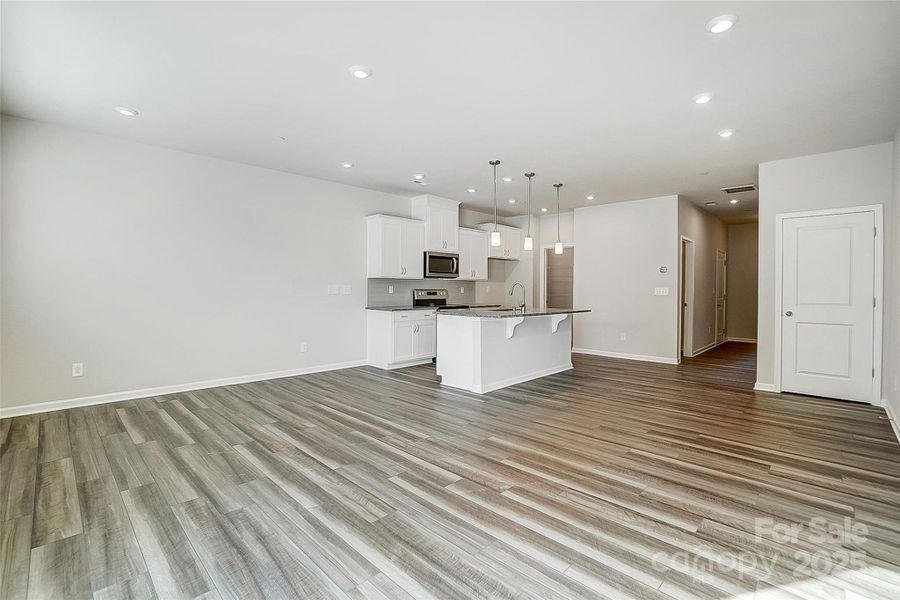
{"left": 476, "top": 223, "right": 522, "bottom": 260}
{"left": 367, "top": 215, "right": 424, "bottom": 278}
{"left": 458, "top": 228, "right": 489, "bottom": 280}
{"left": 411, "top": 195, "right": 460, "bottom": 253}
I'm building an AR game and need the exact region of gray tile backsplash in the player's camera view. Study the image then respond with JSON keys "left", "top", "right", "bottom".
{"left": 366, "top": 279, "right": 476, "bottom": 307}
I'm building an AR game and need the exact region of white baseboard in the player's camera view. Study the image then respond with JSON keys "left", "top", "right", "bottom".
{"left": 884, "top": 401, "right": 900, "bottom": 446}
{"left": 0, "top": 359, "right": 368, "bottom": 419}
{"left": 690, "top": 341, "right": 718, "bottom": 357}
{"left": 572, "top": 349, "right": 678, "bottom": 365}
{"left": 726, "top": 337, "right": 757, "bottom": 343}
{"left": 753, "top": 382, "right": 777, "bottom": 392}
{"left": 442, "top": 363, "right": 573, "bottom": 394}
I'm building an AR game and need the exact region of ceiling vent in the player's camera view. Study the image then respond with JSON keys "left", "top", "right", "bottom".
{"left": 720, "top": 183, "right": 756, "bottom": 194}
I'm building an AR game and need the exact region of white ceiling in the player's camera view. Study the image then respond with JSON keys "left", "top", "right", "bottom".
{"left": 3, "top": 2, "right": 899, "bottom": 224}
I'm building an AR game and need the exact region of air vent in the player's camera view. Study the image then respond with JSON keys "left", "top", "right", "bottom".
{"left": 720, "top": 183, "right": 756, "bottom": 194}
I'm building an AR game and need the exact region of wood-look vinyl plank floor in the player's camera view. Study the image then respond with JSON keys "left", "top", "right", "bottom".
{"left": 2, "top": 342, "right": 900, "bottom": 599}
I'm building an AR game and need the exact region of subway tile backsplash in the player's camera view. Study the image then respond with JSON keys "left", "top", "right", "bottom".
{"left": 366, "top": 279, "right": 476, "bottom": 307}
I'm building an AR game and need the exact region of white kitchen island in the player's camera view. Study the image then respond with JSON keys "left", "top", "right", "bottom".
{"left": 436, "top": 308, "right": 590, "bottom": 394}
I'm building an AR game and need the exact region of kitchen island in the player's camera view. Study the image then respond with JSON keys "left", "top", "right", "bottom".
{"left": 436, "top": 308, "right": 590, "bottom": 394}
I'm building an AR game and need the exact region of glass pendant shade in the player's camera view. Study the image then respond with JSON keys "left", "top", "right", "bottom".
{"left": 554, "top": 241, "right": 564, "bottom": 255}
{"left": 523, "top": 236, "right": 533, "bottom": 251}
{"left": 490, "top": 230, "right": 502, "bottom": 246}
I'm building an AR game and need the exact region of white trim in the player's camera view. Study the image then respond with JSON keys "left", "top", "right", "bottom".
{"left": 539, "top": 242, "right": 575, "bottom": 310}
{"left": 679, "top": 236, "right": 695, "bottom": 359}
{"left": 715, "top": 248, "right": 727, "bottom": 344}
{"left": 726, "top": 337, "right": 757, "bottom": 343}
{"left": 773, "top": 204, "right": 884, "bottom": 404}
{"left": 883, "top": 401, "right": 900, "bottom": 446}
{"left": 0, "top": 359, "right": 368, "bottom": 418}
{"left": 754, "top": 382, "right": 777, "bottom": 392}
{"left": 449, "top": 363, "right": 573, "bottom": 394}
{"left": 573, "top": 348, "right": 679, "bottom": 365}
{"left": 690, "top": 341, "right": 718, "bottom": 357}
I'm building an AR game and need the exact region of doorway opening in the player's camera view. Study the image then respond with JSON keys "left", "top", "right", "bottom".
{"left": 680, "top": 237, "right": 695, "bottom": 359}
{"left": 540, "top": 244, "right": 574, "bottom": 310}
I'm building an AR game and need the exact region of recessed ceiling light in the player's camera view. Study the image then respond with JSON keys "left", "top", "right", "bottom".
{"left": 349, "top": 65, "right": 371, "bottom": 79}
{"left": 705, "top": 201, "right": 717, "bottom": 206}
{"left": 413, "top": 174, "right": 425, "bottom": 180}
{"left": 502, "top": 177, "right": 513, "bottom": 183}
{"left": 508, "top": 199, "right": 516, "bottom": 204}
{"left": 341, "top": 162, "right": 354, "bottom": 168}
{"left": 730, "top": 199, "right": 740, "bottom": 204}
{"left": 541, "top": 207, "right": 548, "bottom": 212}
{"left": 114, "top": 107, "right": 139, "bottom": 117}
{"left": 586, "top": 195, "right": 595, "bottom": 201}
{"left": 692, "top": 93, "right": 712, "bottom": 105}
{"left": 467, "top": 188, "right": 477, "bottom": 193}
{"left": 718, "top": 129, "right": 735, "bottom": 138}
{"left": 706, "top": 15, "right": 738, "bottom": 34}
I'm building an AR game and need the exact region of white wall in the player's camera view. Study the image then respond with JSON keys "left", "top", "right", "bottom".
{"left": 573, "top": 195, "right": 680, "bottom": 363}
{"left": 886, "top": 124, "right": 900, "bottom": 422}
{"left": 678, "top": 199, "right": 728, "bottom": 353}
{"left": 0, "top": 116, "right": 415, "bottom": 411}
{"left": 726, "top": 223, "right": 759, "bottom": 341}
{"left": 757, "top": 142, "right": 894, "bottom": 391}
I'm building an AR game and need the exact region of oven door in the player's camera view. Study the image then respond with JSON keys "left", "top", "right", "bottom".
{"left": 424, "top": 252, "right": 459, "bottom": 278}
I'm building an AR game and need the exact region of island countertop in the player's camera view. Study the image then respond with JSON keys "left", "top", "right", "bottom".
{"left": 437, "top": 307, "right": 591, "bottom": 319}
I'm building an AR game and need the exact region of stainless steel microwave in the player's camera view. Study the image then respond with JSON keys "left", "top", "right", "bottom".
{"left": 424, "top": 251, "right": 459, "bottom": 278}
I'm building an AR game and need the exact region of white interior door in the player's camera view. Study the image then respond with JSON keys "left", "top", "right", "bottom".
{"left": 781, "top": 210, "right": 875, "bottom": 403}
{"left": 715, "top": 250, "right": 727, "bottom": 344}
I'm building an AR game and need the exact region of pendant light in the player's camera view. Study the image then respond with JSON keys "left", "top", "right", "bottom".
{"left": 553, "top": 183, "right": 564, "bottom": 254}
{"left": 523, "top": 172, "right": 535, "bottom": 251}
{"left": 489, "top": 160, "right": 502, "bottom": 246}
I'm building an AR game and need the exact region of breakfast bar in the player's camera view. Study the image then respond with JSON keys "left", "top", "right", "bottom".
{"left": 436, "top": 308, "right": 590, "bottom": 393}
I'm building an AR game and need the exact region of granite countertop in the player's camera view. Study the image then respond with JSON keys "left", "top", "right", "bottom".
{"left": 365, "top": 303, "right": 501, "bottom": 312}
{"left": 437, "top": 308, "right": 591, "bottom": 319}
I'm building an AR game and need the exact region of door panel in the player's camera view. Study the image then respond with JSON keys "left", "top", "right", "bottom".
{"left": 392, "top": 322, "right": 415, "bottom": 362}
{"left": 414, "top": 322, "right": 436, "bottom": 358}
{"left": 781, "top": 211, "right": 875, "bottom": 402}
{"left": 715, "top": 250, "right": 726, "bottom": 344}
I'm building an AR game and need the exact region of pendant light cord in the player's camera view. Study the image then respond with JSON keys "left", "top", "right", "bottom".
{"left": 490, "top": 160, "right": 501, "bottom": 232}
{"left": 525, "top": 172, "right": 535, "bottom": 237}
{"left": 554, "top": 183, "right": 563, "bottom": 242}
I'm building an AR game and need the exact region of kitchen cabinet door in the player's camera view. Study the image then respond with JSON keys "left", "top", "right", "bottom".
{"left": 401, "top": 220, "right": 425, "bottom": 278}
{"left": 414, "top": 321, "right": 436, "bottom": 359}
{"left": 504, "top": 227, "right": 521, "bottom": 260}
{"left": 392, "top": 321, "right": 416, "bottom": 362}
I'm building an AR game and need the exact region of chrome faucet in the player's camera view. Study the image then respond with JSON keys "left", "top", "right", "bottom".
{"left": 509, "top": 282, "right": 527, "bottom": 313}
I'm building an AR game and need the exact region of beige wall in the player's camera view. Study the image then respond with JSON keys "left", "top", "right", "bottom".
{"left": 573, "top": 196, "right": 680, "bottom": 362}
{"left": 1, "top": 116, "right": 417, "bottom": 411}
{"left": 726, "top": 223, "right": 759, "bottom": 341}
{"left": 757, "top": 142, "right": 894, "bottom": 392}
{"left": 886, "top": 124, "right": 900, "bottom": 422}
{"left": 678, "top": 199, "right": 728, "bottom": 354}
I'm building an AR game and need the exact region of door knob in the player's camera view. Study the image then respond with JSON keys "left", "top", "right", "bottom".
{"left": 785, "top": 311, "right": 793, "bottom": 317}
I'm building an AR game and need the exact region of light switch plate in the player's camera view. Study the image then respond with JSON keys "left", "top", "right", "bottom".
{"left": 388, "top": 285, "right": 394, "bottom": 294}
{"left": 327, "top": 284, "right": 339, "bottom": 295}
{"left": 341, "top": 285, "right": 351, "bottom": 295}
{"left": 654, "top": 287, "right": 669, "bottom": 296}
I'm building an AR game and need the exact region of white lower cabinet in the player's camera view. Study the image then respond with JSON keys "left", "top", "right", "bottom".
{"left": 367, "top": 309, "right": 436, "bottom": 369}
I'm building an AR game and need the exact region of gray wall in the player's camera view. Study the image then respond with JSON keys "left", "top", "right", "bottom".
{"left": 757, "top": 142, "right": 894, "bottom": 391}
{"left": 726, "top": 223, "right": 759, "bottom": 341}
{"left": 887, "top": 124, "right": 900, "bottom": 420}
{"left": 0, "top": 116, "right": 415, "bottom": 410}
{"left": 573, "top": 196, "right": 680, "bottom": 362}
{"left": 678, "top": 198, "right": 728, "bottom": 353}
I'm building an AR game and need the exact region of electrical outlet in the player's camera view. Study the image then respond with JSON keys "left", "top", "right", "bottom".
{"left": 71, "top": 362, "right": 84, "bottom": 377}
{"left": 300, "top": 342, "right": 308, "bottom": 353}
{"left": 388, "top": 285, "right": 394, "bottom": 294}
{"left": 459, "top": 286, "right": 465, "bottom": 294}
{"left": 619, "top": 333, "right": 627, "bottom": 341}
{"left": 341, "top": 285, "right": 351, "bottom": 295}
{"left": 327, "top": 284, "right": 339, "bottom": 295}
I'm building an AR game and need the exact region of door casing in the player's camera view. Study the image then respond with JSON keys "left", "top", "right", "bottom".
{"left": 773, "top": 204, "right": 884, "bottom": 404}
